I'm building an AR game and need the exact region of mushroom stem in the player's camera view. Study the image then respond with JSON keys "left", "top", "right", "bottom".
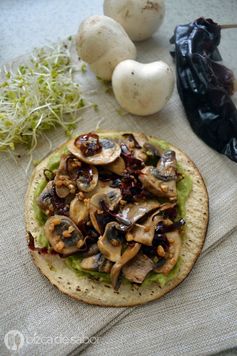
{"left": 220, "top": 24, "right": 237, "bottom": 29}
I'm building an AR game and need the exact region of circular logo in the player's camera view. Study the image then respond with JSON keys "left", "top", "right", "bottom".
{"left": 4, "top": 330, "right": 24, "bottom": 351}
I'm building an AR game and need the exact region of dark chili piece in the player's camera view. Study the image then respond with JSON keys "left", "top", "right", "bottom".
{"left": 170, "top": 17, "right": 237, "bottom": 162}
{"left": 121, "top": 144, "right": 145, "bottom": 172}
{"left": 74, "top": 132, "right": 102, "bottom": 157}
{"left": 155, "top": 219, "right": 185, "bottom": 234}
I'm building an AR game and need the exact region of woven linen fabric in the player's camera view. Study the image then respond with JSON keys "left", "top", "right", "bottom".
{"left": 1, "top": 10, "right": 237, "bottom": 356}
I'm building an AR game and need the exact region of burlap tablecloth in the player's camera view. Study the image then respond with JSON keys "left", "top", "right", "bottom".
{"left": 1, "top": 3, "right": 237, "bottom": 355}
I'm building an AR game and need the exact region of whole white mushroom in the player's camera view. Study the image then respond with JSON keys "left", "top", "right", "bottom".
{"left": 76, "top": 15, "right": 136, "bottom": 80}
{"left": 103, "top": 0, "right": 165, "bottom": 41}
{"left": 112, "top": 59, "right": 174, "bottom": 116}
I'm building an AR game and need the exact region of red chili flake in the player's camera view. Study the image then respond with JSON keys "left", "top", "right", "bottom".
{"left": 74, "top": 133, "right": 102, "bottom": 157}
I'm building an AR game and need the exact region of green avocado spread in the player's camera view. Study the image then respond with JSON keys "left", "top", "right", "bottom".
{"left": 33, "top": 138, "right": 192, "bottom": 288}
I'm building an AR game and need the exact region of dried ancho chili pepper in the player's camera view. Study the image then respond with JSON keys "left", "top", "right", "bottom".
{"left": 170, "top": 17, "right": 237, "bottom": 162}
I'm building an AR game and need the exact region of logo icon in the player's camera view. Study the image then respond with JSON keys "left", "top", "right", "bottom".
{"left": 4, "top": 330, "right": 24, "bottom": 351}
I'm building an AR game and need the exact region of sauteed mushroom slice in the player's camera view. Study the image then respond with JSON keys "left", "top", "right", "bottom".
{"left": 80, "top": 253, "right": 113, "bottom": 273}
{"left": 76, "top": 165, "right": 98, "bottom": 192}
{"left": 106, "top": 157, "right": 126, "bottom": 175}
{"left": 156, "top": 150, "right": 177, "bottom": 181}
{"left": 54, "top": 154, "right": 77, "bottom": 198}
{"left": 120, "top": 200, "right": 160, "bottom": 227}
{"left": 139, "top": 150, "right": 178, "bottom": 201}
{"left": 69, "top": 196, "right": 89, "bottom": 225}
{"left": 89, "top": 189, "right": 122, "bottom": 233}
{"left": 55, "top": 175, "right": 76, "bottom": 198}
{"left": 81, "top": 243, "right": 100, "bottom": 257}
{"left": 80, "top": 253, "right": 102, "bottom": 270}
{"left": 154, "top": 230, "right": 182, "bottom": 275}
{"left": 44, "top": 215, "right": 84, "bottom": 256}
{"left": 37, "top": 181, "right": 55, "bottom": 215}
{"left": 121, "top": 132, "right": 148, "bottom": 161}
{"left": 98, "top": 222, "right": 124, "bottom": 262}
{"left": 110, "top": 242, "right": 141, "bottom": 289}
{"left": 123, "top": 253, "right": 154, "bottom": 284}
{"left": 126, "top": 211, "right": 163, "bottom": 246}
{"left": 67, "top": 133, "right": 121, "bottom": 165}
{"left": 37, "top": 181, "right": 71, "bottom": 216}
{"left": 122, "top": 132, "right": 148, "bottom": 149}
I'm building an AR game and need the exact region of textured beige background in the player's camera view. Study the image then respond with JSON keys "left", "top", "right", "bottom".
{"left": 0, "top": 0, "right": 237, "bottom": 355}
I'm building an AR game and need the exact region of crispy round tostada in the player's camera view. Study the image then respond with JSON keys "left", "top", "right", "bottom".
{"left": 25, "top": 131, "right": 208, "bottom": 307}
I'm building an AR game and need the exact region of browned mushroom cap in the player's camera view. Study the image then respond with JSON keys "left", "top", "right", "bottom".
{"left": 122, "top": 253, "right": 154, "bottom": 284}
{"left": 154, "top": 230, "right": 182, "bottom": 275}
{"left": 69, "top": 196, "right": 89, "bottom": 225}
{"left": 98, "top": 222, "right": 123, "bottom": 262}
{"left": 76, "top": 165, "right": 98, "bottom": 192}
{"left": 44, "top": 215, "right": 84, "bottom": 256}
{"left": 67, "top": 135, "right": 121, "bottom": 165}
{"left": 106, "top": 157, "right": 126, "bottom": 175}
{"left": 89, "top": 189, "right": 122, "bottom": 234}
{"left": 126, "top": 211, "right": 163, "bottom": 246}
{"left": 110, "top": 242, "right": 141, "bottom": 289}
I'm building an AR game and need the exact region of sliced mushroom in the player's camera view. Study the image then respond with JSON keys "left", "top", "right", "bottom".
{"left": 139, "top": 150, "right": 178, "bottom": 201}
{"left": 122, "top": 132, "right": 148, "bottom": 149}
{"left": 80, "top": 253, "right": 113, "bottom": 273}
{"left": 123, "top": 253, "right": 154, "bottom": 284}
{"left": 122, "top": 132, "right": 148, "bottom": 161}
{"left": 110, "top": 242, "right": 141, "bottom": 289}
{"left": 156, "top": 150, "right": 177, "bottom": 180}
{"left": 106, "top": 157, "right": 126, "bottom": 175}
{"left": 81, "top": 243, "right": 100, "bottom": 257}
{"left": 119, "top": 200, "right": 160, "bottom": 227}
{"left": 89, "top": 189, "right": 122, "bottom": 233}
{"left": 143, "top": 142, "right": 162, "bottom": 166}
{"left": 44, "top": 215, "right": 84, "bottom": 256}
{"left": 80, "top": 180, "right": 111, "bottom": 199}
{"left": 99, "top": 259, "right": 113, "bottom": 273}
{"left": 154, "top": 230, "right": 182, "bottom": 275}
{"left": 76, "top": 165, "right": 98, "bottom": 192}
{"left": 126, "top": 211, "right": 163, "bottom": 246}
{"left": 54, "top": 154, "right": 77, "bottom": 198}
{"left": 139, "top": 167, "right": 176, "bottom": 201}
{"left": 67, "top": 134, "right": 121, "bottom": 165}
{"left": 37, "top": 181, "right": 55, "bottom": 215}
{"left": 69, "top": 196, "right": 89, "bottom": 225}
{"left": 55, "top": 176, "right": 75, "bottom": 198}
{"left": 80, "top": 253, "right": 102, "bottom": 270}
{"left": 98, "top": 222, "right": 123, "bottom": 262}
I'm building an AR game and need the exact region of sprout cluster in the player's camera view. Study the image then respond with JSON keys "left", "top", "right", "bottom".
{"left": 0, "top": 41, "right": 88, "bottom": 153}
